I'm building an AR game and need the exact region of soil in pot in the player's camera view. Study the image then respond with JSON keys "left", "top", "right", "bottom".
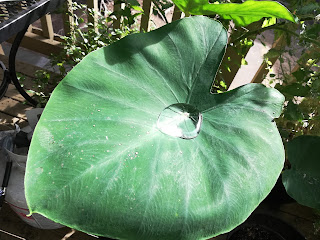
{"left": 227, "top": 213, "right": 306, "bottom": 240}
{"left": 228, "top": 224, "right": 284, "bottom": 240}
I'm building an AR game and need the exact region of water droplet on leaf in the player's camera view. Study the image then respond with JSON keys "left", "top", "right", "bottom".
{"left": 157, "top": 103, "right": 202, "bottom": 139}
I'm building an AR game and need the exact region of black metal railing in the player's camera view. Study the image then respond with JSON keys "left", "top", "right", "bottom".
{"left": 0, "top": 0, "right": 64, "bottom": 105}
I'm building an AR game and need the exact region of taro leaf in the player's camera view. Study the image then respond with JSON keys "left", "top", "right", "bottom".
{"left": 25, "top": 16, "right": 285, "bottom": 240}
{"left": 282, "top": 135, "right": 320, "bottom": 210}
{"left": 172, "top": 0, "right": 295, "bottom": 26}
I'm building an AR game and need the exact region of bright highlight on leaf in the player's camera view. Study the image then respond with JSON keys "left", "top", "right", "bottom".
{"left": 25, "top": 16, "right": 285, "bottom": 240}
{"left": 172, "top": 0, "right": 295, "bottom": 26}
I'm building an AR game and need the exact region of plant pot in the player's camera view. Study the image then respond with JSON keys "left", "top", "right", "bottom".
{"left": 227, "top": 213, "right": 305, "bottom": 240}
{"left": 0, "top": 109, "right": 63, "bottom": 229}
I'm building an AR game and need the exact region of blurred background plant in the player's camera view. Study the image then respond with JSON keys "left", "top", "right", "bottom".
{"left": 30, "top": 0, "right": 142, "bottom": 106}
{"left": 52, "top": 0, "right": 141, "bottom": 77}
{"left": 267, "top": 0, "right": 320, "bottom": 142}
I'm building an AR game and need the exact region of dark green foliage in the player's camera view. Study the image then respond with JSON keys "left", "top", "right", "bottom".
{"left": 283, "top": 135, "right": 320, "bottom": 210}
{"left": 31, "top": 1, "right": 141, "bottom": 105}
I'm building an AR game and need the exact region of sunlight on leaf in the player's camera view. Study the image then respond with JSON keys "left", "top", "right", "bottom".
{"left": 172, "top": 0, "right": 295, "bottom": 26}
{"left": 25, "top": 16, "right": 285, "bottom": 240}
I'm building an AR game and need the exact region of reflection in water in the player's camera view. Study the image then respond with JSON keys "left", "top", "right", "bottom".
{"left": 157, "top": 103, "right": 202, "bottom": 139}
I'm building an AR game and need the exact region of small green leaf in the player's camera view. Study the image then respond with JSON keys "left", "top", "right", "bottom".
{"left": 297, "top": 2, "right": 320, "bottom": 16}
{"left": 292, "top": 69, "right": 306, "bottom": 82}
{"left": 283, "top": 101, "right": 304, "bottom": 121}
{"left": 267, "top": 60, "right": 273, "bottom": 66}
{"left": 172, "top": 0, "right": 295, "bottom": 26}
{"left": 264, "top": 49, "right": 282, "bottom": 60}
{"left": 131, "top": 5, "right": 144, "bottom": 12}
{"left": 220, "top": 80, "right": 227, "bottom": 89}
{"left": 278, "top": 83, "right": 311, "bottom": 97}
{"left": 262, "top": 17, "right": 277, "bottom": 28}
{"left": 282, "top": 135, "right": 320, "bottom": 210}
{"left": 305, "top": 24, "right": 320, "bottom": 40}
{"left": 241, "top": 58, "right": 248, "bottom": 65}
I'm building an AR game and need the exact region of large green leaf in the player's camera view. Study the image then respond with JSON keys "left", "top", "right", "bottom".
{"left": 282, "top": 135, "right": 320, "bottom": 210}
{"left": 25, "top": 16, "right": 285, "bottom": 240}
{"left": 172, "top": 0, "right": 295, "bottom": 26}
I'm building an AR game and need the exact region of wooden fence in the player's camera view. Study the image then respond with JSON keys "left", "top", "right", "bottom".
{"left": 0, "top": 0, "right": 308, "bottom": 89}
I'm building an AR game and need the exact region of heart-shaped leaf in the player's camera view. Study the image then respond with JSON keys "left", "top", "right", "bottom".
{"left": 282, "top": 135, "right": 320, "bottom": 210}
{"left": 25, "top": 16, "right": 285, "bottom": 240}
{"left": 172, "top": 0, "right": 295, "bottom": 26}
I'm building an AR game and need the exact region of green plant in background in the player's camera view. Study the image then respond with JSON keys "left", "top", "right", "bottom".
{"left": 30, "top": 1, "right": 141, "bottom": 106}
{"left": 274, "top": 55, "right": 320, "bottom": 141}
{"left": 260, "top": 1, "right": 320, "bottom": 233}
{"left": 16, "top": 72, "right": 26, "bottom": 88}
{"left": 264, "top": 0, "right": 320, "bottom": 141}
{"left": 110, "top": 0, "right": 144, "bottom": 31}
{"left": 28, "top": 70, "right": 54, "bottom": 106}
{"left": 52, "top": 1, "right": 141, "bottom": 77}
{"left": 16, "top": 71, "right": 53, "bottom": 106}
{"left": 25, "top": 16, "right": 286, "bottom": 239}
